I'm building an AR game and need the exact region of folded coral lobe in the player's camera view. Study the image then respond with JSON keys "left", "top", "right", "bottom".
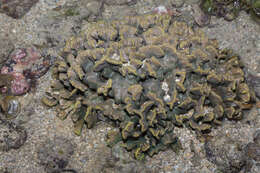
{"left": 42, "top": 14, "right": 255, "bottom": 160}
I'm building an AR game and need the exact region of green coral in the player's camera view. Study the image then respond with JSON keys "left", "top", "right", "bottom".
{"left": 42, "top": 14, "right": 255, "bottom": 160}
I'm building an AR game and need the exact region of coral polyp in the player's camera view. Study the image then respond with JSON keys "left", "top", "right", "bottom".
{"left": 42, "top": 14, "right": 255, "bottom": 160}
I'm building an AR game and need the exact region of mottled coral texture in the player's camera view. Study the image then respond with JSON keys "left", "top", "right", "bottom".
{"left": 42, "top": 14, "right": 255, "bottom": 159}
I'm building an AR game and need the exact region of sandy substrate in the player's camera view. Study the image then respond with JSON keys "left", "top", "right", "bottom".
{"left": 0, "top": 0, "right": 259, "bottom": 173}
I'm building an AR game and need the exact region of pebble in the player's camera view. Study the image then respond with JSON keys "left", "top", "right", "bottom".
{"left": 170, "top": 0, "right": 184, "bottom": 8}
{"left": 192, "top": 4, "right": 210, "bottom": 27}
{"left": 0, "top": 0, "right": 39, "bottom": 19}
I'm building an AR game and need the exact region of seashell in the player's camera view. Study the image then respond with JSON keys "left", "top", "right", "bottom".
{"left": 0, "top": 96, "right": 20, "bottom": 120}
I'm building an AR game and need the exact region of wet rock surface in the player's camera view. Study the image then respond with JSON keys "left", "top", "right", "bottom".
{"left": 246, "top": 71, "right": 260, "bottom": 99}
{"left": 244, "top": 129, "right": 260, "bottom": 172}
{"left": 199, "top": 0, "right": 260, "bottom": 22}
{"left": 83, "top": 142, "right": 156, "bottom": 173}
{"left": 108, "top": 143, "right": 157, "bottom": 173}
{"left": 0, "top": 119, "right": 27, "bottom": 152}
{"left": 0, "top": 0, "right": 39, "bottom": 19}
{"left": 204, "top": 133, "right": 245, "bottom": 173}
{"left": 36, "top": 136, "right": 75, "bottom": 173}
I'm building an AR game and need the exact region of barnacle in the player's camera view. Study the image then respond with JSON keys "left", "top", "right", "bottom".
{"left": 42, "top": 14, "right": 255, "bottom": 159}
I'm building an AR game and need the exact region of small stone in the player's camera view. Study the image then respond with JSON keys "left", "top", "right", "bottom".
{"left": 84, "top": 1, "right": 103, "bottom": 21}
{"left": 244, "top": 142, "right": 260, "bottom": 162}
{"left": 192, "top": 4, "right": 210, "bottom": 27}
{"left": 170, "top": 0, "right": 184, "bottom": 8}
{"left": 0, "top": 0, "right": 39, "bottom": 19}
{"left": 254, "top": 129, "right": 260, "bottom": 145}
{"left": 246, "top": 72, "right": 260, "bottom": 99}
{"left": 224, "top": 12, "right": 237, "bottom": 21}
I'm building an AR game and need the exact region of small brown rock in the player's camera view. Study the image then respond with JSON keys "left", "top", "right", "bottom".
{"left": 0, "top": 0, "right": 39, "bottom": 19}
{"left": 192, "top": 4, "right": 210, "bottom": 27}
{"left": 170, "top": 0, "right": 184, "bottom": 8}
